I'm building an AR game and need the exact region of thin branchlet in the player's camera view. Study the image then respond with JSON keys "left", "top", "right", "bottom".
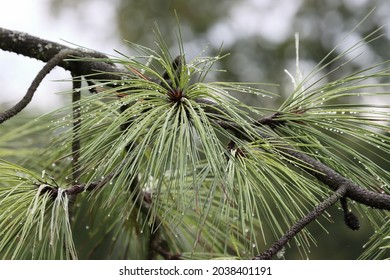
{"left": 0, "top": 49, "right": 78, "bottom": 124}
{"left": 254, "top": 185, "right": 348, "bottom": 260}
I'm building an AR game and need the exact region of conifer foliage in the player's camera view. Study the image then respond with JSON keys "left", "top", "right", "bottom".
{"left": 0, "top": 25, "right": 389, "bottom": 259}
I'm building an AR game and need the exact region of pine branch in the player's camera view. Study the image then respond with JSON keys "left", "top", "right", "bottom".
{"left": 279, "top": 146, "right": 390, "bottom": 210}
{"left": 1, "top": 28, "right": 181, "bottom": 259}
{"left": 0, "top": 49, "right": 78, "bottom": 124}
{"left": 214, "top": 115, "right": 390, "bottom": 211}
{"left": 253, "top": 185, "right": 348, "bottom": 260}
{"left": 1, "top": 28, "right": 389, "bottom": 260}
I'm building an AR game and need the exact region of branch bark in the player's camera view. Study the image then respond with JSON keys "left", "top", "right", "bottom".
{"left": 0, "top": 27, "right": 121, "bottom": 80}
{"left": 253, "top": 185, "right": 348, "bottom": 260}
{"left": 0, "top": 49, "right": 78, "bottom": 124}
{"left": 279, "top": 147, "right": 390, "bottom": 210}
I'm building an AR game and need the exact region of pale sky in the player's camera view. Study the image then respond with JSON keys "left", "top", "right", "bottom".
{"left": 0, "top": 0, "right": 117, "bottom": 112}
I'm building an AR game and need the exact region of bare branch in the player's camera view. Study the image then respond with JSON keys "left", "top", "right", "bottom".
{"left": 0, "top": 49, "right": 79, "bottom": 124}
{"left": 253, "top": 185, "right": 348, "bottom": 260}
{"left": 0, "top": 27, "right": 121, "bottom": 80}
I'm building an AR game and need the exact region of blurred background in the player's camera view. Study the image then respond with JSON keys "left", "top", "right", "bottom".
{"left": 1, "top": 0, "right": 389, "bottom": 259}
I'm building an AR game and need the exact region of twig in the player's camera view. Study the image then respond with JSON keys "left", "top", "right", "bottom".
{"left": 253, "top": 185, "right": 348, "bottom": 260}
{"left": 0, "top": 49, "right": 78, "bottom": 124}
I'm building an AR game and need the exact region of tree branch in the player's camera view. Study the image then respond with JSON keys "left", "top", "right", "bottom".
{"left": 214, "top": 117, "right": 390, "bottom": 211}
{"left": 0, "top": 27, "right": 121, "bottom": 80}
{"left": 0, "top": 49, "right": 79, "bottom": 124}
{"left": 3, "top": 28, "right": 387, "bottom": 211}
{"left": 279, "top": 147, "right": 390, "bottom": 210}
{"left": 253, "top": 184, "right": 348, "bottom": 260}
